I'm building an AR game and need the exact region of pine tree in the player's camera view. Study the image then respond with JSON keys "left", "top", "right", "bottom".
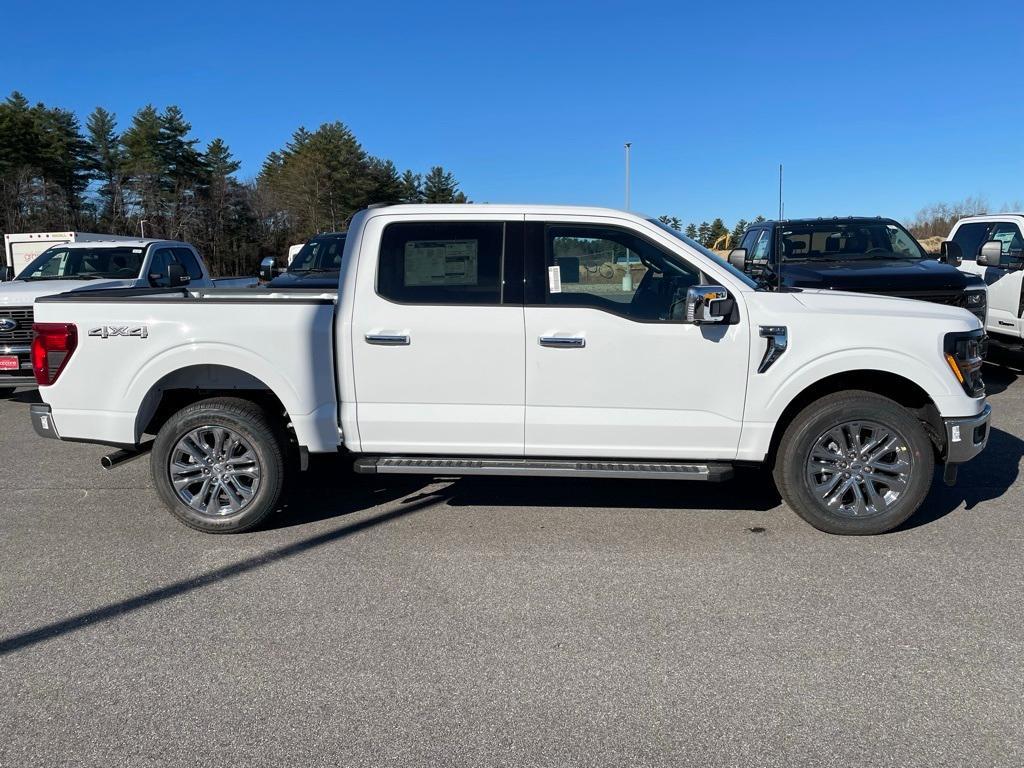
{"left": 399, "top": 170, "right": 423, "bottom": 203}
{"left": 366, "top": 158, "right": 404, "bottom": 204}
{"left": 708, "top": 217, "right": 729, "bottom": 248}
{"left": 84, "top": 107, "right": 124, "bottom": 230}
{"left": 658, "top": 215, "right": 682, "bottom": 230}
{"left": 122, "top": 105, "right": 165, "bottom": 233}
{"left": 422, "top": 166, "right": 465, "bottom": 203}
{"left": 684, "top": 223, "right": 698, "bottom": 239}
{"left": 731, "top": 218, "right": 748, "bottom": 244}
{"left": 31, "top": 105, "right": 89, "bottom": 227}
{"left": 697, "top": 221, "right": 712, "bottom": 246}
{"left": 0, "top": 92, "right": 40, "bottom": 231}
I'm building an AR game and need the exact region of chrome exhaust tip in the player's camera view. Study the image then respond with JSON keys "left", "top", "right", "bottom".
{"left": 100, "top": 443, "right": 152, "bottom": 470}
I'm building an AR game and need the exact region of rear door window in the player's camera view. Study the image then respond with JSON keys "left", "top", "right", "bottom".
{"left": 988, "top": 222, "right": 1024, "bottom": 258}
{"left": 377, "top": 222, "right": 505, "bottom": 305}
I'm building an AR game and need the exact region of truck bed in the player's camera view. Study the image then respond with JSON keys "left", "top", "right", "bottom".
{"left": 33, "top": 286, "right": 340, "bottom": 451}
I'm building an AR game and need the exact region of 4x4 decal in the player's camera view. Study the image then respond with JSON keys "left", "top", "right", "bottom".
{"left": 88, "top": 326, "right": 149, "bottom": 339}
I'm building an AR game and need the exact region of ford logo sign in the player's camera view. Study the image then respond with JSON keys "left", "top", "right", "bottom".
{"left": 0, "top": 318, "right": 17, "bottom": 332}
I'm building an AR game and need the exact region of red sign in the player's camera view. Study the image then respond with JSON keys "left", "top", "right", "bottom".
{"left": 0, "top": 356, "right": 19, "bottom": 371}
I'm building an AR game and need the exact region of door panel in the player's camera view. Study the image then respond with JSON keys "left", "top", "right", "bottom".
{"left": 526, "top": 308, "right": 749, "bottom": 458}
{"left": 351, "top": 216, "right": 526, "bottom": 455}
{"left": 524, "top": 217, "right": 749, "bottom": 459}
{"left": 958, "top": 221, "right": 1024, "bottom": 336}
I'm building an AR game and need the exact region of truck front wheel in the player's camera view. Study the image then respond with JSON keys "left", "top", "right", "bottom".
{"left": 773, "top": 391, "right": 934, "bottom": 535}
{"left": 151, "top": 397, "right": 285, "bottom": 533}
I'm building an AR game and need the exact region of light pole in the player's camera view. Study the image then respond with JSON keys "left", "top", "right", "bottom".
{"left": 140, "top": 219, "right": 148, "bottom": 238}
{"left": 624, "top": 142, "right": 632, "bottom": 210}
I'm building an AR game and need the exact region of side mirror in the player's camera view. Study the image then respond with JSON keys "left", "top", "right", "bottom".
{"left": 167, "top": 263, "right": 191, "bottom": 287}
{"left": 978, "top": 240, "right": 1004, "bottom": 267}
{"left": 727, "top": 248, "right": 747, "bottom": 271}
{"left": 940, "top": 240, "right": 963, "bottom": 266}
{"left": 685, "top": 285, "right": 734, "bottom": 325}
{"left": 259, "top": 256, "right": 276, "bottom": 282}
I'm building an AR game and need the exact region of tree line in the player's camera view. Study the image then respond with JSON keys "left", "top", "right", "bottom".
{"left": 657, "top": 214, "right": 767, "bottom": 249}
{"left": 0, "top": 92, "right": 467, "bottom": 276}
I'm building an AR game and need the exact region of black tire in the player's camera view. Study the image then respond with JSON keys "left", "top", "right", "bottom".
{"left": 151, "top": 397, "right": 285, "bottom": 533}
{"left": 773, "top": 390, "right": 934, "bottom": 535}
{"left": 0, "top": 387, "right": 15, "bottom": 398}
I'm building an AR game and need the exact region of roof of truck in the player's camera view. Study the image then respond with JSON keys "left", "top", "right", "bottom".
{"left": 362, "top": 203, "right": 649, "bottom": 218}
{"left": 57, "top": 238, "right": 190, "bottom": 248}
{"left": 955, "top": 213, "right": 1024, "bottom": 222}
{"left": 753, "top": 217, "right": 900, "bottom": 227}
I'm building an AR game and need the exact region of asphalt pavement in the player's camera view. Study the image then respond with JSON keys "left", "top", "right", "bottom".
{"left": 2, "top": 364, "right": 1023, "bottom": 767}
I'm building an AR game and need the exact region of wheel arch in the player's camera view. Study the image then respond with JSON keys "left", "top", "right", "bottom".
{"left": 135, "top": 364, "right": 292, "bottom": 442}
{"left": 765, "top": 369, "right": 945, "bottom": 466}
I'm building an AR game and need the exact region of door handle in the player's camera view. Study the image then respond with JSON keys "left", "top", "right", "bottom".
{"left": 539, "top": 336, "right": 585, "bottom": 348}
{"left": 365, "top": 333, "right": 410, "bottom": 346}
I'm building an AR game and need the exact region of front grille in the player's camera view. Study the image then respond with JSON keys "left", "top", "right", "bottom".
{"left": 888, "top": 290, "right": 965, "bottom": 307}
{"left": 0, "top": 306, "right": 34, "bottom": 345}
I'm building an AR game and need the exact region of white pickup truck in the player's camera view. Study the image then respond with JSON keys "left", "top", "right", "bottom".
{"left": 947, "top": 213, "right": 1024, "bottom": 350}
{"left": 0, "top": 238, "right": 257, "bottom": 393}
{"left": 28, "top": 204, "right": 990, "bottom": 536}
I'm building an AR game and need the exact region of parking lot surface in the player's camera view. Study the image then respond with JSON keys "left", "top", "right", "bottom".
{"left": 2, "top": 364, "right": 1023, "bottom": 768}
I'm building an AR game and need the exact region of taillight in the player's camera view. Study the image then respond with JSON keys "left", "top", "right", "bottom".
{"left": 32, "top": 323, "right": 77, "bottom": 386}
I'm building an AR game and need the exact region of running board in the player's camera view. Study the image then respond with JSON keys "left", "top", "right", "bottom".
{"left": 353, "top": 456, "right": 733, "bottom": 481}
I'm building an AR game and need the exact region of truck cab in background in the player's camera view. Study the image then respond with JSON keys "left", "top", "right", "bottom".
{"left": 3, "top": 232, "right": 136, "bottom": 281}
{"left": 949, "top": 214, "right": 1024, "bottom": 350}
{"left": 728, "top": 217, "right": 988, "bottom": 324}
{"left": 262, "top": 231, "right": 347, "bottom": 289}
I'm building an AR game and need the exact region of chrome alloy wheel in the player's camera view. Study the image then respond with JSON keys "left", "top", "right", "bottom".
{"left": 804, "top": 420, "right": 913, "bottom": 518}
{"left": 169, "top": 426, "right": 262, "bottom": 517}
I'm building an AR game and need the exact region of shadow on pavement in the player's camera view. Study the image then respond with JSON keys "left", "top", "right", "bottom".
{"left": 898, "top": 426, "right": 1024, "bottom": 531}
{"left": 0, "top": 482, "right": 450, "bottom": 657}
{"left": 1, "top": 388, "right": 41, "bottom": 404}
{"left": 440, "top": 466, "right": 781, "bottom": 513}
{"left": 982, "top": 359, "right": 1018, "bottom": 396}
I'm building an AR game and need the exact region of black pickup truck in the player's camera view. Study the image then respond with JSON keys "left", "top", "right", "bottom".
{"left": 728, "top": 217, "right": 987, "bottom": 322}
{"left": 260, "top": 231, "right": 347, "bottom": 289}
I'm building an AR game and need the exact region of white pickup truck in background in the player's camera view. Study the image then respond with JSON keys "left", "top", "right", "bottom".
{"left": 28, "top": 204, "right": 990, "bottom": 536}
{"left": 0, "top": 238, "right": 257, "bottom": 393}
{"left": 3, "top": 231, "right": 136, "bottom": 281}
{"left": 948, "top": 213, "right": 1024, "bottom": 351}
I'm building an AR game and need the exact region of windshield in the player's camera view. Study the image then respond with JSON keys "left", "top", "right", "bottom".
{"left": 290, "top": 233, "right": 346, "bottom": 272}
{"left": 781, "top": 221, "right": 926, "bottom": 261}
{"left": 18, "top": 246, "right": 145, "bottom": 281}
{"left": 648, "top": 219, "right": 758, "bottom": 289}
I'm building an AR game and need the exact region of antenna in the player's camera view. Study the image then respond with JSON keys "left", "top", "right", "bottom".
{"left": 776, "top": 163, "right": 785, "bottom": 293}
{"left": 778, "top": 163, "right": 784, "bottom": 220}
{"left": 624, "top": 142, "right": 632, "bottom": 210}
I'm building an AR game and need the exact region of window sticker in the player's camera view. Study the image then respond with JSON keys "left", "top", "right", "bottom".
{"left": 404, "top": 239, "right": 478, "bottom": 287}
{"left": 992, "top": 230, "right": 1016, "bottom": 252}
{"left": 548, "top": 265, "right": 562, "bottom": 293}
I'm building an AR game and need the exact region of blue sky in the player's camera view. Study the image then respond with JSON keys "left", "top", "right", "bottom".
{"left": 2, "top": 0, "right": 1021, "bottom": 226}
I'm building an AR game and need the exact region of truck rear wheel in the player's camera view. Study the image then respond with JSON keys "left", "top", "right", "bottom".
{"left": 151, "top": 397, "right": 284, "bottom": 533}
{"left": 773, "top": 391, "right": 934, "bottom": 535}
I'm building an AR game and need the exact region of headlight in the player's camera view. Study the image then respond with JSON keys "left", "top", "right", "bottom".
{"left": 944, "top": 330, "right": 986, "bottom": 397}
{"left": 964, "top": 290, "right": 986, "bottom": 308}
